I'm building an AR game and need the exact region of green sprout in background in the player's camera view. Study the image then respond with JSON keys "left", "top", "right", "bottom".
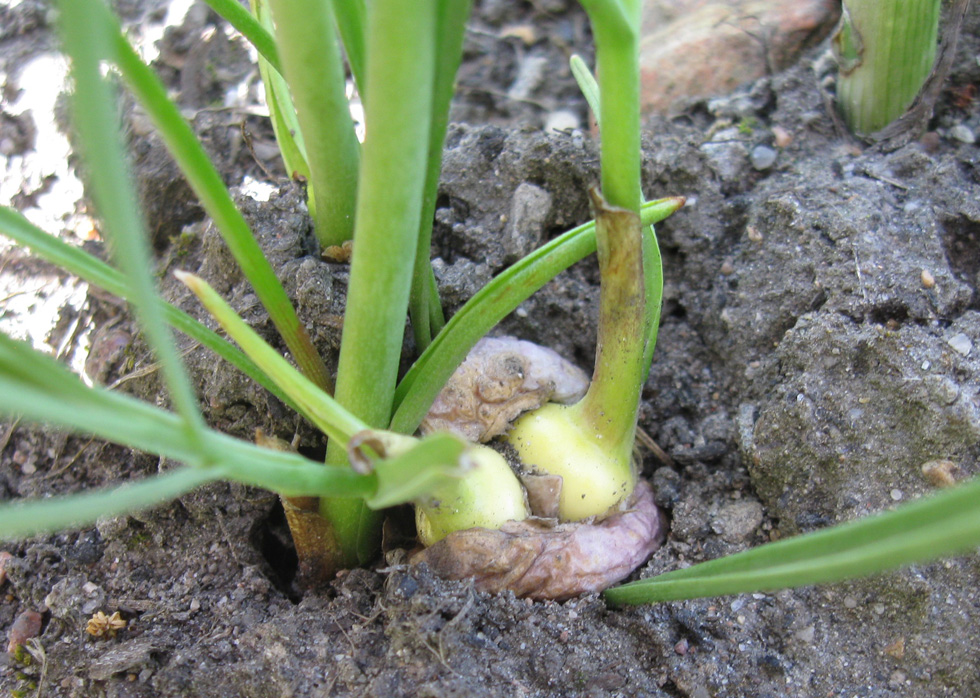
{"left": 0, "top": 0, "right": 978, "bottom": 609}
{"left": 833, "top": 0, "right": 971, "bottom": 140}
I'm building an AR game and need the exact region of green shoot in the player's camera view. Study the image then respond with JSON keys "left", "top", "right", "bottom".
{"left": 833, "top": 0, "right": 941, "bottom": 135}
{"left": 321, "top": 0, "right": 439, "bottom": 566}
{"left": 505, "top": 192, "right": 645, "bottom": 520}
{"left": 499, "top": 0, "right": 648, "bottom": 522}
{"left": 267, "top": 0, "right": 361, "bottom": 247}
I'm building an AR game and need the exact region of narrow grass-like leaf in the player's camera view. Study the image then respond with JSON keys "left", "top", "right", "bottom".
{"left": 60, "top": 0, "right": 205, "bottom": 448}
{"left": 322, "top": 0, "right": 439, "bottom": 566}
{"left": 0, "top": 206, "right": 297, "bottom": 409}
{"left": 0, "top": 333, "right": 372, "bottom": 499}
{"left": 391, "top": 197, "right": 684, "bottom": 434}
{"left": 640, "top": 218, "right": 664, "bottom": 379}
{"left": 330, "top": 0, "right": 367, "bottom": 97}
{"left": 176, "top": 271, "right": 367, "bottom": 445}
{"left": 604, "top": 477, "right": 980, "bottom": 604}
{"left": 0, "top": 467, "right": 219, "bottom": 540}
{"left": 201, "top": 0, "right": 282, "bottom": 75}
{"left": 93, "top": 2, "right": 332, "bottom": 393}
{"left": 251, "top": 0, "right": 311, "bottom": 185}
{"left": 408, "top": 0, "right": 472, "bottom": 351}
{"left": 268, "top": 0, "right": 360, "bottom": 247}
{"left": 570, "top": 54, "right": 600, "bottom": 117}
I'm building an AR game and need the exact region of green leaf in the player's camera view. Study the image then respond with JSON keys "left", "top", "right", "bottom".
{"left": 604, "top": 476, "right": 980, "bottom": 604}
{"left": 94, "top": 1, "right": 332, "bottom": 392}
{"left": 570, "top": 54, "right": 600, "bottom": 118}
{"left": 176, "top": 271, "right": 368, "bottom": 446}
{"left": 59, "top": 0, "right": 206, "bottom": 448}
{"left": 330, "top": 0, "right": 367, "bottom": 98}
{"left": 408, "top": 0, "right": 473, "bottom": 351}
{"left": 0, "top": 333, "right": 373, "bottom": 500}
{"left": 250, "top": 0, "right": 311, "bottom": 185}
{"left": 201, "top": 0, "right": 283, "bottom": 75}
{"left": 391, "top": 196, "right": 685, "bottom": 435}
{"left": 0, "top": 206, "right": 297, "bottom": 410}
{"left": 0, "top": 467, "right": 219, "bottom": 540}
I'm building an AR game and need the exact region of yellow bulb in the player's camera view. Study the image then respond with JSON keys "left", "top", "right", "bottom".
{"left": 505, "top": 402, "right": 634, "bottom": 521}
{"left": 416, "top": 444, "right": 528, "bottom": 546}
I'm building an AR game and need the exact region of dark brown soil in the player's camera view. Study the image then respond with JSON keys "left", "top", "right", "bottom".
{"left": 2, "top": 1, "right": 979, "bottom": 697}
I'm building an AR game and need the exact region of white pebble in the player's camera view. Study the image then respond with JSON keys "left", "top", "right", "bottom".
{"left": 947, "top": 333, "right": 973, "bottom": 356}
{"left": 950, "top": 124, "right": 976, "bottom": 144}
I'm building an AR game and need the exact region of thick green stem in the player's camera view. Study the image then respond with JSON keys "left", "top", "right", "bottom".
{"left": 268, "top": 0, "right": 360, "bottom": 246}
{"left": 833, "top": 0, "right": 941, "bottom": 135}
{"left": 321, "top": 0, "right": 438, "bottom": 567}
{"left": 570, "top": 190, "right": 645, "bottom": 447}
{"left": 580, "top": 0, "right": 642, "bottom": 213}
{"left": 505, "top": 192, "right": 644, "bottom": 521}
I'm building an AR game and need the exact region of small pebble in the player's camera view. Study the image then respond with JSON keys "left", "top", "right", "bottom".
{"left": 921, "top": 460, "right": 960, "bottom": 488}
{"left": 501, "top": 23, "right": 538, "bottom": 45}
{"left": 889, "top": 670, "right": 907, "bottom": 689}
{"left": 720, "top": 259, "right": 735, "bottom": 275}
{"left": 7, "top": 610, "right": 43, "bottom": 654}
{"left": 545, "top": 109, "right": 579, "bottom": 133}
{"left": 890, "top": 489, "right": 903, "bottom": 501}
{"left": 772, "top": 125, "right": 792, "bottom": 148}
{"left": 0, "top": 551, "right": 12, "bottom": 586}
{"left": 946, "top": 333, "right": 973, "bottom": 356}
{"left": 884, "top": 637, "right": 906, "bottom": 659}
{"left": 843, "top": 596, "right": 858, "bottom": 609}
{"left": 747, "top": 225, "right": 763, "bottom": 242}
{"left": 674, "top": 638, "right": 689, "bottom": 655}
{"left": 919, "top": 131, "right": 941, "bottom": 153}
{"left": 950, "top": 123, "right": 975, "bottom": 144}
{"left": 794, "top": 625, "right": 815, "bottom": 643}
{"left": 920, "top": 269, "right": 935, "bottom": 288}
{"left": 750, "top": 145, "right": 777, "bottom": 170}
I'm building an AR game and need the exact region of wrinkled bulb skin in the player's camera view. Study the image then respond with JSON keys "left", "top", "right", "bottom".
{"left": 414, "top": 336, "right": 666, "bottom": 600}
{"left": 507, "top": 402, "right": 636, "bottom": 521}
{"left": 415, "top": 444, "right": 529, "bottom": 546}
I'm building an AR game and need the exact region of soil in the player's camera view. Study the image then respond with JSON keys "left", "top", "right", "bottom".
{"left": 2, "top": 1, "right": 980, "bottom": 697}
